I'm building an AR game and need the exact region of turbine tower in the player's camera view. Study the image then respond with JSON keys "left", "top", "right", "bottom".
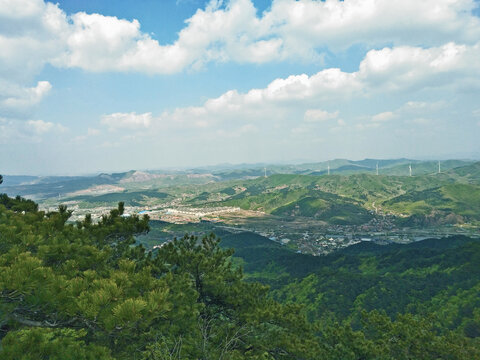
{"left": 438, "top": 161, "right": 441, "bottom": 174}
{"left": 264, "top": 167, "right": 267, "bottom": 178}
{"left": 376, "top": 162, "right": 379, "bottom": 176}
{"left": 409, "top": 164, "right": 412, "bottom": 177}
{"left": 327, "top": 162, "right": 330, "bottom": 175}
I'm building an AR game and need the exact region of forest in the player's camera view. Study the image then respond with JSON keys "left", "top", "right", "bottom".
{"left": 1, "top": 193, "right": 479, "bottom": 359}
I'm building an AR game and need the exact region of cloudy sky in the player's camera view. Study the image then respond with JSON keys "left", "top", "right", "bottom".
{"left": 1, "top": 0, "right": 480, "bottom": 175}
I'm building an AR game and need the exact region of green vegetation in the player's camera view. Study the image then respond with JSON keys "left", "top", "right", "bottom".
{"left": 219, "top": 231, "right": 480, "bottom": 357}
{"left": 445, "top": 161, "right": 480, "bottom": 184}
{"left": 198, "top": 170, "right": 480, "bottom": 226}
{"left": 69, "top": 190, "right": 170, "bottom": 206}
{"left": 0, "top": 195, "right": 319, "bottom": 359}
{"left": 1, "top": 194, "right": 480, "bottom": 358}
{"left": 3, "top": 161, "right": 480, "bottom": 228}
{"left": 383, "top": 184, "right": 480, "bottom": 224}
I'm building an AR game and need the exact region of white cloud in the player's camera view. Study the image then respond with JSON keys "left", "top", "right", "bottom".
{"left": 101, "top": 40, "right": 480, "bottom": 135}
{"left": 184, "top": 42, "right": 480, "bottom": 121}
{"left": 0, "top": 117, "right": 66, "bottom": 143}
{"left": 0, "top": 80, "right": 52, "bottom": 117}
{"left": 2, "top": 0, "right": 480, "bottom": 79}
{"left": 1, "top": 0, "right": 479, "bottom": 124}
{"left": 0, "top": 0, "right": 68, "bottom": 81}
{"left": 358, "top": 42, "right": 480, "bottom": 91}
{"left": 372, "top": 111, "right": 396, "bottom": 122}
{"left": 58, "top": 12, "right": 191, "bottom": 74}
{"left": 72, "top": 127, "right": 101, "bottom": 143}
{"left": 263, "top": 0, "right": 480, "bottom": 53}
{"left": 304, "top": 109, "right": 339, "bottom": 122}
{"left": 101, "top": 112, "right": 153, "bottom": 130}
{"left": 361, "top": 100, "right": 449, "bottom": 130}
{"left": 26, "top": 119, "right": 66, "bottom": 134}
{"left": 0, "top": 0, "right": 64, "bottom": 120}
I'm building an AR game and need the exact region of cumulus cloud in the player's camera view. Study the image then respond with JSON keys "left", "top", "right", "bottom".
{"left": 101, "top": 40, "right": 480, "bottom": 135}
{"left": 1, "top": 0, "right": 479, "bottom": 125}
{"left": 59, "top": 0, "right": 480, "bottom": 72}
{"left": 2, "top": 0, "right": 480, "bottom": 79}
{"left": 0, "top": 0, "right": 68, "bottom": 81}
{"left": 359, "top": 42, "right": 480, "bottom": 91}
{"left": 263, "top": 0, "right": 480, "bottom": 52}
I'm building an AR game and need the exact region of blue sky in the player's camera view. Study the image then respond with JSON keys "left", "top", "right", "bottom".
{"left": 1, "top": 0, "right": 480, "bottom": 175}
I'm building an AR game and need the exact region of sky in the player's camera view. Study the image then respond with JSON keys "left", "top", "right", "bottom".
{"left": 1, "top": 0, "right": 480, "bottom": 175}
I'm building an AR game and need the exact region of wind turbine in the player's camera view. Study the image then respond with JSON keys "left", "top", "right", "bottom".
{"left": 409, "top": 164, "right": 412, "bottom": 177}
{"left": 327, "top": 162, "right": 330, "bottom": 175}
{"left": 376, "top": 162, "right": 379, "bottom": 176}
{"left": 438, "top": 161, "right": 441, "bottom": 174}
{"left": 264, "top": 167, "right": 267, "bottom": 178}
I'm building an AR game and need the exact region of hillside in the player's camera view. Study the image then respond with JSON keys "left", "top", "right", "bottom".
{"left": 446, "top": 161, "right": 480, "bottom": 184}
{"left": 219, "top": 231, "right": 480, "bottom": 337}
{"left": 2, "top": 159, "right": 480, "bottom": 228}
{"left": 0, "top": 171, "right": 216, "bottom": 200}
{"left": 201, "top": 171, "right": 479, "bottom": 226}
{"left": 382, "top": 184, "right": 480, "bottom": 224}
{"left": 2, "top": 159, "right": 476, "bottom": 201}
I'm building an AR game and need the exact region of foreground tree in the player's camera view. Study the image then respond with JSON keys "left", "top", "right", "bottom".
{"left": 0, "top": 196, "right": 318, "bottom": 359}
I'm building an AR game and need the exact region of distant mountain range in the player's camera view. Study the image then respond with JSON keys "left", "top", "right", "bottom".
{"left": 2, "top": 159, "right": 480, "bottom": 227}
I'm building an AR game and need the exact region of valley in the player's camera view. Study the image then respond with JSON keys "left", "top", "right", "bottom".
{"left": 3, "top": 159, "right": 479, "bottom": 255}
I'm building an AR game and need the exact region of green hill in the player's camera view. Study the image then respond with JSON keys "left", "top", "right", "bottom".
{"left": 68, "top": 190, "right": 171, "bottom": 206}
{"left": 270, "top": 192, "right": 373, "bottom": 225}
{"left": 382, "top": 184, "right": 480, "bottom": 224}
{"left": 380, "top": 160, "right": 472, "bottom": 176}
{"left": 205, "top": 172, "right": 467, "bottom": 225}
{"left": 219, "top": 231, "right": 480, "bottom": 336}
{"left": 446, "top": 161, "right": 480, "bottom": 184}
